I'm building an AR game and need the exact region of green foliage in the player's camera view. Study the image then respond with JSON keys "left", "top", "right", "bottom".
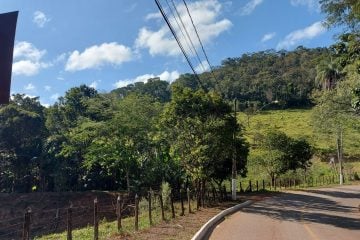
{"left": 252, "top": 131, "right": 312, "bottom": 182}
{"left": 161, "top": 87, "right": 249, "bottom": 184}
{"left": 320, "top": 0, "right": 360, "bottom": 31}
{"left": 111, "top": 78, "right": 171, "bottom": 103}
{"left": 0, "top": 95, "right": 46, "bottom": 192}
{"left": 205, "top": 47, "right": 329, "bottom": 107}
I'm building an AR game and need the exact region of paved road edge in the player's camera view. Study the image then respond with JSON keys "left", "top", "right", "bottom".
{"left": 191, "top": 200, "right": 254, "bottom": 240}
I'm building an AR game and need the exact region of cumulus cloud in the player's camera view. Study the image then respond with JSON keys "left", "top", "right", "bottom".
{"left": 65, "top": 42, "right": 133, "bottom": 71}
{"left": 114, "top": 70, "right": 180, "bottom": 88}
{"left": 195, "top": 60, "right": 210, "bottom": 73}
{"left": 12, "top": 41, "right": 49, "bottom": 76}
{"left": 261, "top": 32, "right": 276, "bottom": 42}
{"left": 277, "top": 21, "right": 326, "bottom": 50}
{"left": 290, "top": 0, "right": 320, "bottom": 11}
{"left": 135, "top": 0, "right": 232, "bottom": 57}
{"left": 240, "top": 0, "right": 263, "bottom": 16}
{"left": 24, "top": 83, "right": 36, "bottom": 91}
{"left": 33, "top": 11, "right": 51, "bottom": 28}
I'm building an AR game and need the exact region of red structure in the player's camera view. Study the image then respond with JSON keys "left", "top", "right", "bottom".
{"left": 0, "top": 11, "right": 18, "bottom": 104}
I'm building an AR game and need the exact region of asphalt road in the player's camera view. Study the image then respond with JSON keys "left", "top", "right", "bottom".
{"left": 209, "top": 185, "right": 360, "bottom": 240}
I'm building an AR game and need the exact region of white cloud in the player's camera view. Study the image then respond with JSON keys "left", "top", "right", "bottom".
{"left": 33, "top": 11, "right": 51, "bottom": 28}
{"left": 44, "top": 85, "right": 52, "bottom": 91}
{"left": 13, "top": 60, "right": 42, "bottom": 76}
{"left": 14, "top": 41, "right": 46, "bottom": 62}
{"left": 24, "top": 83, "right": 36, "bottom": 91}
{"left": 50, "top": 93, "right": 60, "bottom": 101}
{"left": 89, "top": 80, "right": 101, "bottom": 89}
{"left": 114, "top": 70, "right": 180, "bottom": 88}
{"left": 290, "top": 0, "right": 320, "bottom": 11}
{"left": 13, "top": 41, "right": 49, "bottom": 76}
{"left": 240, "top": 0, "right": 263, "bottom": 16}
{"left": 261, "top": 32, "right": 276, "bottom": 42}
{"left": 65, "top": 42, "right": 133, "bottom": 71}
{"left": 135, "top": 0, "right": 232, "bottom": 57}
{"left": 195, "top": 60, "right": 210, "bottom": 73}
{"left": 277, "top": 21, "right": 326, "bottom": 50}
{"left": 145, "top": 12, "right": 162, "bottom": 21}
{"left": 57, "top": 76, "right": 65, "bottom": 81}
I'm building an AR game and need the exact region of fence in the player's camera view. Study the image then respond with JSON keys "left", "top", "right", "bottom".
{"left": 0, "top": 186, "right": 230, "bottom": 240}
{"left": 0, "top": 175, "right": 345, "bottom": 239}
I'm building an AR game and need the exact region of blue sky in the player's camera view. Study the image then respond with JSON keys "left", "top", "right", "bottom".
{"left": 1, "top": 0, "right": 340, "bottom": 106}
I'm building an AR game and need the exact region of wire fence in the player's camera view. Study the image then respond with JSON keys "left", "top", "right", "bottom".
{"left": 0, "top": 175, "right": 349, "bottom": 240}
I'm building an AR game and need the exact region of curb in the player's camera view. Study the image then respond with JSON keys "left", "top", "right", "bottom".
{"left": 191, "top": 200, "right": 253, "bottom": 240}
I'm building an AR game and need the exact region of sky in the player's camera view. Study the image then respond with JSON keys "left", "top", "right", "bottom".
{"left": 1, "top": 0, "right": 341, "bottom": 106}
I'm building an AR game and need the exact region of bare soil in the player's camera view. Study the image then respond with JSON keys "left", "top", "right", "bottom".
{"left": 111, "top": 193, "right": 275, "bottom": 240}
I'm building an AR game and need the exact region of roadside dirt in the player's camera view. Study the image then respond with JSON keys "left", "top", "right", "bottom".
{"left": 112, "top": 193, "right": 276, "bottom": 240}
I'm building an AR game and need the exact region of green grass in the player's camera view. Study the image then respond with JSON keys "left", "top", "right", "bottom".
{"left": 236, "top": 108, "right": 360, "bottom": 182}
{"left": 238, "top": 108, "right": 360, "bottom": 157}
{"left": 35, "top": 199, "right": 199, "bottom": 240}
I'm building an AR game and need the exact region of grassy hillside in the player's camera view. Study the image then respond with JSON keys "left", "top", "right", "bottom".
{"left": 236, "top": 108, "right": 360, "bottom": 180}
{"left": 238, "top": 108, "right": 360, "bottom": 157}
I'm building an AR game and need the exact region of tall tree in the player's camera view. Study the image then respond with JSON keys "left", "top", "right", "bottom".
{"left": 161, "top": 87, "right": 249, "bottom": 189}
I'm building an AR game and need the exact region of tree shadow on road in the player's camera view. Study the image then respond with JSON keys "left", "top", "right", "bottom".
{"left": 241, "top": 191, "right": 360, "bottom": 230}
{"left": 305, "top": 189, "right": 360, "bottom": 199}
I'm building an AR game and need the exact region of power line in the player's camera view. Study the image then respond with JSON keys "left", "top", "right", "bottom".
{"left": 168, "top": 0, "right": 207, "bottom": 73}
{"left": 155, "top": 0, "right": 206, "bottom": 91}
{"left": 164, "top": 0, "right": 197, "bottom": 60}
{"left": 182, "top": 0, "right": 219, "bottom": 85}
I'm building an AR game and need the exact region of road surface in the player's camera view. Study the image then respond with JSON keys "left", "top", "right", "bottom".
{"left": 209, "top": 185, "right": 360, "bottom": 240}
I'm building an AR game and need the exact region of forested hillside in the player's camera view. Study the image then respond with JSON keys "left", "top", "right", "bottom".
{"left": 112, "top": 47, "right": 330, "bottom": 108}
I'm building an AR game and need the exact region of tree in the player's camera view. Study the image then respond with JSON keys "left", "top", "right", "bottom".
{"left": 312, "top": 70, "right": 360, "bottom": 184}
{"left": 160, "top": 87, "right": 249, "bottom": 191}
{"left": 82, "top": 94, "right": 163, "bottom": 191}
{"left": 253, "top": 131, "right": 312, "bottom": 186}
{"left": 320, "top": 0, "right": 360, "bottom": 31}
{"left": 315, "top": 58, "right": 343, "bottom": 90}
{"left": 0, "top": 96, "right": 46, "bottom": 192}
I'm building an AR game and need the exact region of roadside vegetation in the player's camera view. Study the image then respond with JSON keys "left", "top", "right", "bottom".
{"left": 0, "top": 1, "right": 359, "bottom": 239}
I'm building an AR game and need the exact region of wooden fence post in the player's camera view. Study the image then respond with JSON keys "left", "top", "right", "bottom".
{"left": 135, "top": 194, "right": 139, "bottom": 231}
{"left": 159, "top": 193, "right": 165, "bottom": 221}
{"left": 180, "top": 189, "right": 185, "bottom": 216}
{"left": 93, "top": 198, "right": 98, "bottom": 240}
{"left": 223, "top": 186, "right": 227, "bottom": 200}
{"left": 67, "top": 205, "right": 72, "bottom": 240}
{"left": 187, "top": 188, "right": 191, "bottom": 213}
{"left": 116, "top": 195, "right": 122, "bottom": 231}
{"left": 256, "top": 180, "right": 259, "bottom": 192}
{"left": 148, "top": 191, "right": 152, "bottom": 225}
{"left": 22, "top": 208, "right": 31, "bottom": 240}
{"left": 170, "top": 190, "right": 175, "bottom": 218}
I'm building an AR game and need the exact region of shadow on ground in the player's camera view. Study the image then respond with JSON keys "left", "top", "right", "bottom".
{"left": 241, "top": 190, "right": 360, "bottom": 230}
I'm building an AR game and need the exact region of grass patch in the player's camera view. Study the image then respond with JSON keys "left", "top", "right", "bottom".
{"left": 35, "top": 199, "right": 200, "bottom": 240}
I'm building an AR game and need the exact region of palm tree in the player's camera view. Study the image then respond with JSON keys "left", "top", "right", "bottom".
{"left": 315, "top": 58, "right": 342, "bottom": 90}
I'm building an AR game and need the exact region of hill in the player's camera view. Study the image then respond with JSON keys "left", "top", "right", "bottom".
{"left": 237, "top": 108, "right": 360, "bottom": 180}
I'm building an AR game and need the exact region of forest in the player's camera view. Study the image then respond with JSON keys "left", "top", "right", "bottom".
{"left": 0, "top": 0, "right": 359, "bottom": 194}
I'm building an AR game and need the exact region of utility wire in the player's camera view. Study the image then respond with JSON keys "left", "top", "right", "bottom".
{"left": 168, "top": 0, "right": 207, "bottom": 73}
{"left": 155, "top": 0, "right": 207, "bottom": 91}
{"left": 164, "top": 0, "right": 197, "bottom": 60}
{"left": 182, "top": 0, "right": 219, "bottom": 85}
